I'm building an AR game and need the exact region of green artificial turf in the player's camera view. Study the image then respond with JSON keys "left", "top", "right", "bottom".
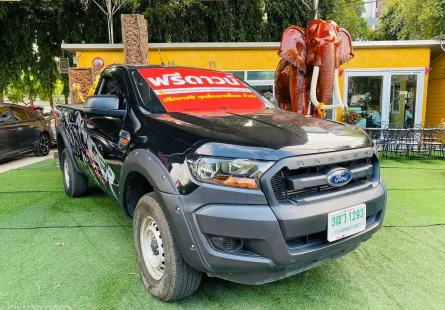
{"left": 0, "top": 159, "right": 444, "bottom": 309}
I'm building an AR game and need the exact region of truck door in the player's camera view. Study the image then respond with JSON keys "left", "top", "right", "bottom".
{"left": 83, "top": 70, "right": 128, "bottom": 199}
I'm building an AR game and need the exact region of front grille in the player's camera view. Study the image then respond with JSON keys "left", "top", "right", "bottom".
{"left": 271, "top": 171, "right": 288, "bottom": 201}
{"left": 271, "top": 157, "right": 375, "bottom": 202}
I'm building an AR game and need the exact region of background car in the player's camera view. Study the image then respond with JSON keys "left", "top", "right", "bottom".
{"left": 24, "top": 105, "right": 44, "bottom": 116}
{"left": 0, "top": 104, "right": 52, "bottom": 161}
{"left": 45, "top": 110, "right": 57, "bottom": 145}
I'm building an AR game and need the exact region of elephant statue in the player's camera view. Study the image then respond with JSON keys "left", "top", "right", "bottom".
{"left": 274, "top": 19, "right": 354, "bottom": 117}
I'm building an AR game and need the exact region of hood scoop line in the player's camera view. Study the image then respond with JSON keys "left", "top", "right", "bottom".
{"left": 226, "top": 111, "right": 308, "bottom": 141}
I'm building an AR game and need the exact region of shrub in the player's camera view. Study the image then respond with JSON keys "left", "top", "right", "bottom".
{"left": 342, "top": 109, "right": 362, "bottom": 125}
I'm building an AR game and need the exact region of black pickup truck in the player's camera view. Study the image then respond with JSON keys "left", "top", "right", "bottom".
{"left": 56, "top": 64, "right": 387, "bottom": 301}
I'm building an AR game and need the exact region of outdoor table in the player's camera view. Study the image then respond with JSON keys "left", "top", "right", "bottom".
{"left": 361, "top": 127, "right": 445, "bottom": 159}
{"left": 423, "top": 136, "right": 439, "bottom": 142}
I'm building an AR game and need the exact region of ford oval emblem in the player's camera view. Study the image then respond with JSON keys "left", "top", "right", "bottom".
{"left": 326, "top": 168, "right": 352, "bottom": 187}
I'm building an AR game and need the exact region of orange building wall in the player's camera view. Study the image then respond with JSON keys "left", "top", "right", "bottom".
{"left": 425, "top": 54, "right": 445, "bottom": 125}
{"left": 75, "top": 46, "right": 431, "bottom": 123}
{"left": 75, "top": 49, "right": 281, "bottom": 71}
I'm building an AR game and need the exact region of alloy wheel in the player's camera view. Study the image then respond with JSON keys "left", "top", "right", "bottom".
{"left": 39, "top": 135, "right": 50, "bottom": 155}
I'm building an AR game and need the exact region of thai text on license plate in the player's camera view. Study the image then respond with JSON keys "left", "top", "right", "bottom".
{"left": 327, "top": 204, "right": 366, "bottom": 242}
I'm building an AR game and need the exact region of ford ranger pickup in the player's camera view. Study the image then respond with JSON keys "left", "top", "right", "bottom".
{"left": 55, "top": 64, "right": 387, "bottom": 301}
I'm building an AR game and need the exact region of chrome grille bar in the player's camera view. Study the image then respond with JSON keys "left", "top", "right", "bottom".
{"left": 285, "top": 163, "right": 373, "bottom": 191}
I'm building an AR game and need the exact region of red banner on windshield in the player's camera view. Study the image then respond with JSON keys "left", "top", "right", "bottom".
{"left": 137, "top": 68, "right": 265, "bottom": 112}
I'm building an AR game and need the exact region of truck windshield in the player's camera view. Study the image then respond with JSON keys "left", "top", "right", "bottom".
{"left": 132, "top": 68, "right": 275, "bottom": 113}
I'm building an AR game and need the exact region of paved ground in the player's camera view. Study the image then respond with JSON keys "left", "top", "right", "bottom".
{"left": 0, "top": 158, "right": 444, "bottom": 309}
{"left": 0, "top": 150, "right": 56, "bottom": 174}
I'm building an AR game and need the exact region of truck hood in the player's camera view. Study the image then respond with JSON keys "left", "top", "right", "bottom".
{"left": 149, "top": 109, "right": 372, "bottom": 161}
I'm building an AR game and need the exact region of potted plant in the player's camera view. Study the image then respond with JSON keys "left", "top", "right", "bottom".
{"left": 342, "top": 109, "right": 363, "bottom": 126}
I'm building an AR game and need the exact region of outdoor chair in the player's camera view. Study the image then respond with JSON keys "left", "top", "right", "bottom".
{"left": 366, "top": 124, "right": 445, "bottom": 160}
{"left": 386, "top": 123, "right": 405, "bottom": 157}
{"left": 426, "top": 126, "right": 445, "bottom": 159}
{"left": 403, "top": 126, "right": 429, "bottom": 159}
{"left": 374, "top": 125, "right": 391, "bottom": 158}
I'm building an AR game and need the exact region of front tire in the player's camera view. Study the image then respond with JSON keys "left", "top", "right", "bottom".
{"left": 133, "top": 193, "right": 202, "bottom": 301}
{"left": 34, "top": 133, "right": 50, "bottom": 156}
{"left": 61, "top": 149, "right": 88, "bottom": 197}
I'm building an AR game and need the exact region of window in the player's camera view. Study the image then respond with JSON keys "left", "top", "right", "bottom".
{"left": 0, "top": 107, "right": 13, "bottom": 123}
{"left": 132, "top": 71, "right": 165, "bottom": 113}
{"left": 99, "top": 78, "right": 120, "bottom": 96}
{"left": 344, "top": 70, "right": 423, "bottom": 128}
{"left": 251, "top": 85, "right": 274, "bottom": 97}
{"left": 25, "top": 110, "right": 40, "bottom": 120}
{"left": 390, "top": 74, "right": 417, "bottom": 128}
{"left": 225, "top": 70, "right": 276, "bottom": 101}
{"left": 97, "top": 76, "right": 128, "bottom": 110}
{"left": 10, "top": 107, "right": 29, "bottom": 121}
{"left": 246, "top": 71, "right": 275, "bottom": 102}
{"left": 225, "top": 71, "right": 245, "bottom": 80}
{"left": 134, "top": 68, "right": 275, "bottom": 112}
{"left": 347, "top": 76, "right": 383, "bottom": 128}
{"left": 246, "top": 71, "right": 274, "bottom": 81}
{"left": 225, "top": 71, "right": 275, "bottom": 86}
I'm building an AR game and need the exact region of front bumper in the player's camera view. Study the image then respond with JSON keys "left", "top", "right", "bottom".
{"left": 158, "top": 178, "right": 387, "bottom": 285}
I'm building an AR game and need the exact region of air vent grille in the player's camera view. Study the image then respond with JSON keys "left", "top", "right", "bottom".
{"left": 271, "top": 171, "right": 288, "bottom": 201}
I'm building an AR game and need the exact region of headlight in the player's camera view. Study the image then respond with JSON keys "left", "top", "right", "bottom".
{"left": 187, "top": 156, "right": 274, "bottom": 190}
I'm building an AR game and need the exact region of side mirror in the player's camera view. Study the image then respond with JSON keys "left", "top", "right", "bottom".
{"left": 83, "top": 95, "right": 126, "bottom": 118}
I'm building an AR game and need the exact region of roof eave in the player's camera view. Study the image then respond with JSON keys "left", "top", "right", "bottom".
{"left": 61, "top": 40, "right": 444, "bottom": 54}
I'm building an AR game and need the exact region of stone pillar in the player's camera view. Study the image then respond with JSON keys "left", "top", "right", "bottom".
{"left": 121, "top": 14, "right": 149, "bottom": 65}
{"left": 68, "top": 67, "right": 94, "bottom": 104}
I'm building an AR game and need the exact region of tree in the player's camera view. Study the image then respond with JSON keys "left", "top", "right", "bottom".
{"left": 144, "top": 0, "right": 265, "bottom": 43}
{"left": 0, "top": 2, "right": 36, "bottom": 103}
{"left": 0, "top": 0, "right": 373, "bottom": 106}
{"left": 0, "top": 0, "right": 124, "bottom": 105}
{"left": 92, "top": 0, "right": 134, "bottom": 43}
{"left": 262, "top": 0, "right": 312, "bottom": 41}
{"left": 143, "top": 0, "right": 367, "bottom": 43}
{"left": 33, "top": 1, "right": 61, "bottom": 107}
{"left": 325, "top": 0, "right": 371, "bottom": 40}
{"left": 6, "top": 74, "right": 41, "bottom": 106}
{"left": 205, "top": 0, "right": 264, "bottom": 42}
{"left": 370, "top": 3, "right": 401, "bottom": 41}
{"left": 261, "top": 0, "right": 370, "bottom": 41}
{"left": 145, "top": 0, "right": 207, "bottom": 43}
{"left": 55, "top": 0, "right": 111, "bottom": 44}
{"left": 373, "top": 0, "right": 445, "bottom": 40}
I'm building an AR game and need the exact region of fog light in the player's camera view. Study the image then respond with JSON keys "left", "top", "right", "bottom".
{"left": 210, "top": 236, "right": 243, "bottom": 253}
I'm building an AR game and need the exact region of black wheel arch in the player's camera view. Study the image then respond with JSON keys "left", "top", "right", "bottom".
{"left": 119, "top": 149, "right": 178, "bottom": 210}
{"left": 119, "top": 149, "right": 210, "bottom": 272}
{"left": 56, "top": 125, "right": 83, "bottom": 174}
{"left": 40, "top": 130, "right": 50, "bottom": 138}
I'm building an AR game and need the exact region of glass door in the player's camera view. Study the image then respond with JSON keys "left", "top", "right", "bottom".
{"left": 343, "top": 71, "right": 389, "bottom": 128}
{"left": 389, "top": 73, "right": 420, "bottom": 128}
{"left": 344, "top": 69, "right": 423, "bottom": 128}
